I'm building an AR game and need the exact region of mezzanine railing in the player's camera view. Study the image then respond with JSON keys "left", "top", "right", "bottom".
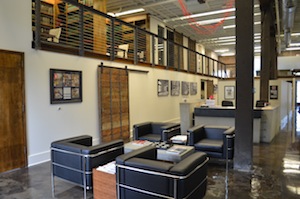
{"left": 32, "top": 0, "right": 228, "bottom": 78}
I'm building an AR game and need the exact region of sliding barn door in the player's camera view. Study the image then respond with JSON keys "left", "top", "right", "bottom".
{"left": 98, "top": 67, "right": 130, "bottom": 142}
{"left": 0, "top": 50, "right": 27, "bottom": 172}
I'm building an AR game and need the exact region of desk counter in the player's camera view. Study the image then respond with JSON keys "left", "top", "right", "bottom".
{"left": 193, "top": 106, "right": 279, "bottom": 143}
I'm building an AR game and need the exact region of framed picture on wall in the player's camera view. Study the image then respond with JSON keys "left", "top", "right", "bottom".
{"left": 157, "top": 79, "right": 169, "bottom": 96}
{"left": 171, "top": 80, "right": 180, "bottom": 96}
{"left": 190, "top": 82, "right": 197, "bottom": 95}
{"left": 182, "top": 81, "right": 189, "bottom": 95}
{"left": 270, "top": 85, "right": 278, "bottom": 99}
{"left": 50, "top": 69, "right": 82, "bottom": 104}
{"left": 224, "top": 86, "right": 235, "bottom": 100}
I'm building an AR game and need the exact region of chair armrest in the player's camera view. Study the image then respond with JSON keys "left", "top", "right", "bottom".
{"left": 116, "top": 145, "right": 156, "bottom": 165}
{"left": 222, "top": 127, "right": 235, "bottom": 147}
{"left": 84, "top": 140, "right": 124, "bottom": 169}
{"left": 133, "top": 122, "right": 152, "bottom": 140}
{"left": 81, "top": 139, "right": 124, "bottom": 155}
{"left": 222, "top": 127, "right": 235, "bottom": 159}
{"left": 170, "top": 152, "right": 208, "bottom": 176}
{"left": 187, "top": 125, "right": 205, "bottom": 145}
{"left": 224, "top": 127, "right": 235, "bottom": 137}
{"left": 161, "top": 123, "right": 180, "bottom": 130}
{"left": 161, "top": 124, "right": 181, "bottom": 142}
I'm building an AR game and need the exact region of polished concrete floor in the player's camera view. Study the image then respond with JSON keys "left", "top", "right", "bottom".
{"left": 1, "top": 116, "right": 300, "bottom": 199}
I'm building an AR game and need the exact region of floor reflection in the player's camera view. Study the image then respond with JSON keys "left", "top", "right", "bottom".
{"left": 205, "top": 108, "right": 300, "bottom": 199}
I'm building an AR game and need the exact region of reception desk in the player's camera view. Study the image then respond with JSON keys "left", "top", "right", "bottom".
{"left": 193, "top": 106, "right": 279, "bottom": 143}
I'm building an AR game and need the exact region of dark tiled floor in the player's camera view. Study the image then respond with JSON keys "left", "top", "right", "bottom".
{"left": 1, "top": 119, "right": 300, "bottom": 198}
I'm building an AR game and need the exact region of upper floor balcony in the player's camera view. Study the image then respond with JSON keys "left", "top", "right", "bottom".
{"left": 32, "top": 0, "right": 229, "bottom": 78}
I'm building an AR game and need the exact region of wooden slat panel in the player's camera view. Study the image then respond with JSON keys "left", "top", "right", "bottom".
{"left": 98, "top": 66, "right": 129, "bottom": 142}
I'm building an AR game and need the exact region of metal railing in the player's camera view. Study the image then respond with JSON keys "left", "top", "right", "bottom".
{"left": 32, "top": 0, "right": 228, "bottom": 78}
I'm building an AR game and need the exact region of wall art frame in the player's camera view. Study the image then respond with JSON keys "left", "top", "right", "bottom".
{"left": 182, "top": 81, "right": 189, "bottom": 95}
{"left": 157, "top": 79, "right": 169, "bottom": 96}
{"left": 171, "top": 80, "right": 180, "bottom": 96}
{"left": 270, "top": 85, "right": 278, "bottom": 99}
{"left": 190, "top": 82, "right": 197, "bottom": 95}
{"left": 50, "top": 69, "right": 82, "bottom": 104}
{"left": 224, "top": 86, "right": 235, "bottom": 100}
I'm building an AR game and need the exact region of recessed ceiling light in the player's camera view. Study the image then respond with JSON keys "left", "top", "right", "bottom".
{"left": 107, "top": 8, "right": 145, "bottom": 17}
{"left": 220, "top": 52, "right": 235, "bottom": 56}
{"left": 214, "top": 49, "right": 229, "bottom": 53}
{"left": 218, "top": 42, "right": 236, "bottom": 46}
{"left": 223, "top": 21, "right": 261, "bottom": 29}
{"left": 290, "top": 43, "right": 300, "bottom": 46}
{"left": 286, "top": 47, "right": 300, "bottom": 51}
{"left": 291, "top": 33, "right": 300, "bottom": 36}
{"left": 164, "top": 4, "right": 260, "bottom": 22}
{"left": 215, "top": 39, "right": 236, "bottom": 43}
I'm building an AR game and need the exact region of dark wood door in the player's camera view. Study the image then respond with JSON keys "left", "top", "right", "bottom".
{"left": 0, "top": 50, "right": 27, "bottom": 172}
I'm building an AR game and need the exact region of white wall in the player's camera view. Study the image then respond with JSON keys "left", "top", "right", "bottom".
{"left": 129, "top": 68, "right": 203, "bottom": 124}
{"left": 0, "top": 0, "right": 209, "bottom": 166}
{"left": 254, "top": 55, "right": 300, "bottom": 75}
{"left": 278, "top": 56, "right": 300, "bottom": 70}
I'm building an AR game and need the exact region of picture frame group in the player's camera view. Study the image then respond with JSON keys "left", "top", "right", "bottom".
{"left": 157, "top": 79, "right": 198, "bottom": 96}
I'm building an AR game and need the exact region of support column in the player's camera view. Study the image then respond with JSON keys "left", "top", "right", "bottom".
{"left": 260, "top": 3, "right": 272, "bottom": 101}
{"left": 235, "top": 0, "right": 254, "bottom": 171}
{"left": 270, "top": 25, "right": 278, "bottom": 80}
{"left": 93, "top": 0, "right": 107, "bottom": 54}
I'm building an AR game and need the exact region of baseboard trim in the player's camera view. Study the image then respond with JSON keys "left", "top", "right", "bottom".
{"left": 28, "top": 150, "right": 50, "bottom": 167}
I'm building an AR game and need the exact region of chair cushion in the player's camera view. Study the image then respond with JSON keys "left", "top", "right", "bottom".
{"left": 195, "top": 139, "right": 223, "bottom": 153}
{"left": 139, "top": 134, "right": 161, "bottom": 142}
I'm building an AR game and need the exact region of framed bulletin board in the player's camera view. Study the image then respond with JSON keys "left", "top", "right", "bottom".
{"left": 50, "top": 69, "right": 82, "bottom": 104}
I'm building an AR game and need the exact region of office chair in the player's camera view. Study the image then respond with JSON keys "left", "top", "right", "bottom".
{"left": 222, "top": 100, "right": 234, "bottom": 107}
{"left": 47, "top": 27, "right": 62, "bottom": 43}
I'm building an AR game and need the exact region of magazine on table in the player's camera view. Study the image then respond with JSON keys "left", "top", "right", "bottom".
{"left": 131, "top": 140, "right": 151, "bottom": 146}
{"left": 170, "top": 135, "right": 187, "bottom": 144}
{"left": 166, "top": 146, "right": 187, "bottom": 154}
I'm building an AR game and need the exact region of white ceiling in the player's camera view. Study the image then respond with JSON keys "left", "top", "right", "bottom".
{"left": 106, "top": 0, "right": 300, "bottom": 56}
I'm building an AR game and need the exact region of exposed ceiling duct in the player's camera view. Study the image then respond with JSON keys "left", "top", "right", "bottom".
{"left": 282, "top": 0, "right": 297, "bottom": 47}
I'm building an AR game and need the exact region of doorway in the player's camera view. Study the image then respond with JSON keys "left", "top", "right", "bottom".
{"left": 0, "top": 49, "right": 27, "bottom": 172}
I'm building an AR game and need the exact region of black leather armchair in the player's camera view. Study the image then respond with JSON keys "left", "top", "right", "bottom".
{"left": 51, "top": 135, "right": 124, "bottom": 199}
{"left": 116, "top": 145, "right": 208, "bottom": 199}
{"left": 187, "top": 125, "right": 235, "bottom": 161}
{"left": 133, "top": 122, "right": 180, "bottom": 142}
